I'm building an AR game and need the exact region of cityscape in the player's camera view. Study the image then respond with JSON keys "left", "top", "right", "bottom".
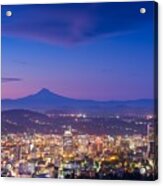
{"left": 1, "top": 100, "right": 158, "bottom": 180}
{"left": 1, "top": 2, "right": 158, "bottom": 180}
{"left": 1, "top": 123, "right": 157, "bottom": 180}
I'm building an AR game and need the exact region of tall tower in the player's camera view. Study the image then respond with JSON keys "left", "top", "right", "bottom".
{"left": 147, "top": 124, "right": 155, "bottom": 159}
{"left": 63, "top": 127, "right": 74, "bottom": 157}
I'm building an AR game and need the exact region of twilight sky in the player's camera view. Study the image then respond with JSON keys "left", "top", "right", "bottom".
{"left": 1, "top": 2, "right": 155, "bottom": 100}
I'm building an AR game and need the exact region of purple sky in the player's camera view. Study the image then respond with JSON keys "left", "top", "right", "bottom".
{"left": 1, "top": 2, "right": 156, "bottom": 101}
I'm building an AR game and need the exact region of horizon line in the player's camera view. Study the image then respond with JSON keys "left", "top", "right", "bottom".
{"left": 2, "top": 87, "right": 155, "bottom": 102}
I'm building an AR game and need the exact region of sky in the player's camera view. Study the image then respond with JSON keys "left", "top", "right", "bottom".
{"left": 1, "top": 2, "right": 156, "bottom": 101}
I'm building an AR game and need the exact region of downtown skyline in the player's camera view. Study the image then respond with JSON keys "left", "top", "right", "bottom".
{"left": 1, "top": 2, "right": 158, "bottom": 180}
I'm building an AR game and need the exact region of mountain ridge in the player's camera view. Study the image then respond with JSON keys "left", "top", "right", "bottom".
{"left": 2, "top": 88, "right": 155, "bottom": 113}
{"left": 2, "top": 88, "right": 154, "bottom": 102}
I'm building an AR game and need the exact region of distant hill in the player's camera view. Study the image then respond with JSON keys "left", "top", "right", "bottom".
{"left": 1, "top": 109, "right": 53, "bottom": 134}
{"left": 2, "top": 88, "right": 155, "bottom": 115}
{"left": 1, "top": 109, "right": 150, "bottom": 135}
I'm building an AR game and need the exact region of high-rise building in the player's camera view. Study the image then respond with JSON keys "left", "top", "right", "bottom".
{"left": 63, "top": 127, "right": 74, "bottom": 156}
{"left": 147, "top": 124, "right": 155, "bottom": 159}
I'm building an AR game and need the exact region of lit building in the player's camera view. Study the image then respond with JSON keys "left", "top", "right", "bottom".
{"left": 62, "top": 127, "right": 74, "bottom": 157}
{"left": 147, "top": 124, "right": 156, "bottom": 159}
